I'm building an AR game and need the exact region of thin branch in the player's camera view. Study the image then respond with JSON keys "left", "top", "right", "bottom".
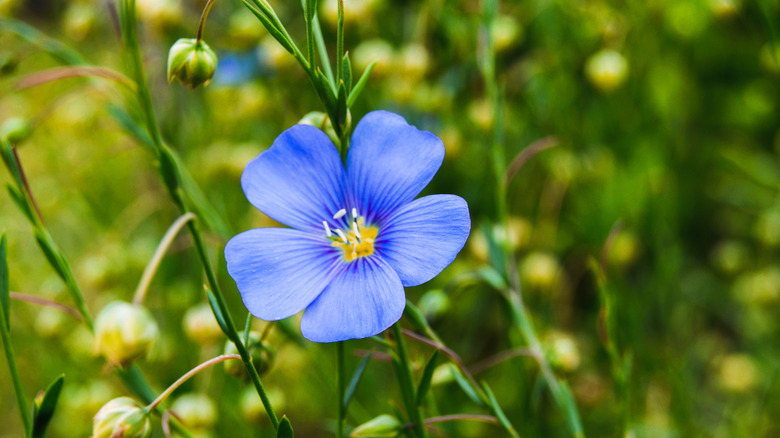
{"left": 16, "top": 66, "right": 136, "bottom": 91}
{"left": 147, "top": 354, "right": 241, "bottom": 411}
{"left": 133, "top": 213, "right": 196, "bottom": 305}
{"left": 10, "top": 292, "right": 82, "bottom": 320}
{"left": 504, "top": 136, "right": 559, "bottom": 186}
{"left": 401, "top": 329, "right": 481, "bottom": 394}
{"left": 469, "top": 347, "right": 537, "bottom": 375}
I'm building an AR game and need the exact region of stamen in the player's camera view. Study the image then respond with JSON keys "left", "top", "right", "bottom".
{"left": 352, "top": 208, "right": 358, "bottom": 218}
{"left": 352, "top": 221, "right": 362, "bottom": 239}
{"left": 334, "top": 229, "right": 348, "bottom": 243}
{"left": 322, "top": 221, "right": 332, "bottom": 237}
{"left": 333, "top": 209, "right": 347, "bottom": 219}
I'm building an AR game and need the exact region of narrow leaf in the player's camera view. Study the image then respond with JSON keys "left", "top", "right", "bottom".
{"left": 242, "top": 0, "right": 295, "bottom": 54}
{"left": 33, "top": 231, "right": 66, "bottom": 282}
{"left": 347, "top": 60, "right": 375, "bottom": 107}
{"left": 482, "top": 381, "right": 516, "bottom": 435}
{"left": 314, "top": 69, "right": 338, "bottom": 115}
{"left": 390, "top": 356, "right": 417, "bottom": 417}
{"left": 343, "top": 351, "right": 372, "bottom": 410}
{"left": 416, "top": 349, "right": 439, "bottom": 405}
{"left": 557, "top": 381, "right": 585, "bottom": 437}
{"left": 336, "top": 80, "right": 348, "bottom": 129}
{"left": 206, "top": 287, "right": 231, "bottom": 340}
{"left": 449, "top": 364, "right": 484, "bottom": 407}
{"left": 342, "top": 53, "right": 352, "bottom": 93}
{"left": 0, "top": 139, "right": 24, "bottom": 187}
{"left": 31, "top": 374, "right": 64, "bottom": 438}
{"left": 277, "top": 416, "right": 294, "bottom": 438}
{"left": 0, "top": 235, "right": 8, "bottom": 331}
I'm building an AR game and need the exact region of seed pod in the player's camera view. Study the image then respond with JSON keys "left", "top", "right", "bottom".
{"left": 94, "top": 301, "right": 159, "bottom": 366}
{"left": 167, "top": 38, "right": 218, "bottom": 90}
{"left": 223, "top": 332, "right": 274, "bottom": 379}
{"left": 92, "top": 397, "right": 151, "bottom": 438}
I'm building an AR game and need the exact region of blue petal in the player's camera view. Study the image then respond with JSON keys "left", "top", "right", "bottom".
{"left": 242, "top": 125, "right": 347, "bottom": 232}
{"left": 347, "top": 111, "right": 444, "bottom": 223}
{"left": 376, "top": 195, "right": 470, "bottom": 287}
{"left": 225, "top": 228, "right": 343, "bottom": 320}
{"left": 300, "top": 256, "right": 405, "bottom": 342}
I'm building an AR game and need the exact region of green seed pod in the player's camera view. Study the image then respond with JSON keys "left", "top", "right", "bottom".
{"left": 171, "top": 393, "right": 217, "bottom": 431}
{"left": 0, "top": 117, "right": 31, "bottom": 144}
{"left": 585, "top": 49, "right": 629, "bottom": 93}
{"left": 223, "top": 332, "right": 274, "bottom": 379}
{"left": 350, "top": 414, "right": 403, "bottom": 437}
{"left": 92, "top": 397, "right": 151, "bottom": 438}
{"left": 167, "top": 38, "right": 218, "bottom": 90}
{"left": 94, "top": 301, "right": 159, "bottom": 366}
{"left": 183, "top": 303, "right": 224, "bottom": 346}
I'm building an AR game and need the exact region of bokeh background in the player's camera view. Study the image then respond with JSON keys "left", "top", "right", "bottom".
{"left": 2, "top": 0, "right": 780, "bottom": 436}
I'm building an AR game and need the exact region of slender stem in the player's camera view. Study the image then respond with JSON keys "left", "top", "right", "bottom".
{"left": 392, "top": 324, "right": 426, "bottom": 438}
{"left": 187, "top": 220, "right": 280, "bottom": 429}
{"left": 313, "top": 15, "right": 335, "bottom": 87}
{"left": 133, "top": 213, "right": 196, "bottom": 305}
{"left": 424, "top": 414, "right": 499, "bottom": 425}
{"left": 401, "top": 329, "right": 480, "bottom": 393}
{"left": 0, "top": 299, "right": 31, "bottom": 436}
{"left": 337, "top": 341, "right": 346, "bottom": 438}
{"left": 304, "top": 0, "right": 315, "bottom": 65}
{"left": 336, "top": 0, "right": 344, "bottom": 83}
{"left": 147, "top": 354, "right": 240, "bottom": 411}
{"left": 196, "top": 0, "right": 217, "bottom": 42}
{"left": 119, "top": 0, "right": 280, "bottom": 428}
{"left": 10, "top": 291, "right": 82, "bottom": 320}
{"left": 11, "top": 145, "right": 44, "bottom": 225}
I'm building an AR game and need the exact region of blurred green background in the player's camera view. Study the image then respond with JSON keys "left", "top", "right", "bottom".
{"left": 2, "top": 0, "right": 780, "bottom": 436}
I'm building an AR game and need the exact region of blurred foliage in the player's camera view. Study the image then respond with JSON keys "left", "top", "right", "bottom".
{"left": 2, "top": 0, "right": 780, "bottom": 436}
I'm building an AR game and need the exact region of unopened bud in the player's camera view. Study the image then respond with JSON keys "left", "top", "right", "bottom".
{"left": 1, "top": 117, "right": 31, "bottom": 144}
{"left": 224, "top": 332, "right": 274, "bottom": 379}
{"left": 350, "top": 414, "right": 403, "bottom": 437}
{"left": 544, "top": 331, "right": 581, "bottom": 372}
{"left": 167, "top": 38, "right": 218, "bottom": 90}
{"left": 92, "top": 397, "right": 151, "bottom": 438}
{"left": 183, "top": 303, "right": 223, "bottom": 345}
{"left": 585, "top": 49, "right": 629, "bottom": 93}
{"left": 95, "top": 301, "right": 159, "bottom": 366}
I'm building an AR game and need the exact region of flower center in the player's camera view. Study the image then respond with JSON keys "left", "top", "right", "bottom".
{"left": 323, "top": 208, "right": 378, "bottom": 262}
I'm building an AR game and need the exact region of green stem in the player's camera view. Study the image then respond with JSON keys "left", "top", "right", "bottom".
{"left": 0, "top": 304, "right": 32, "bottom": 436}
{"left": 337, "top": 342, "right": 346, "bottom": 438}
{"left": 392, "top": 324, "right": 426, "bottom": 438}
{"left": 196, "top": 0, "right": 217, "bottom": 42}
{"left": 119, "top": 0, "right": 280, "bottom": 429}
{"left": 313, "top": 14, "right": 335, "bottom": 87}
{"left": 0, "top": 301, "right": 31, "bottom": 437}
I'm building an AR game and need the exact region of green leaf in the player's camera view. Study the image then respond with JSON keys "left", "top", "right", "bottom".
{"left": 242, "top": 0, "right": 295, "bottom": 54}
{"left": 33, "top": 230, "right": 66, "bottom": 282}
{"left": 31, "top": 374, "right": 64, "bottom": 438}
{"left": 416, "top": 349, "right": 439, "bottom": 406}
{"left": 1, "top": 139, "right": 23, "bottom": 188}
{"left": 314, "top": 68, "right": 338, "bottom": 116}
{"left": 343, "top": 351, "right": 372, "bottom": 411}
{"left": 0, "top": 234, "right": 8, "bottom": 331}
{"left": 157, "top": 145, "right": 183, "bottom": 208}
{"left": 6, "top": 185, "right": 34, "bottom": 222}
{"left": 277, "top": 415, "right": 294, "bottom": 438}
{"left": 206, "top": 287, "right": 232, "bottom": 341}
{"left": 482, "top": 381, "right": 516, "bottom": 435}
{"left": 342, "top": 53, "right": 352, "bottom": 93}
{"left": 336, "top": 80, "right": 348, "bottom": 129}
{"left": 449, "top": 364, "right": 484, "bottom": 407}
{"left": 557, "top": 381, "right": 584, "bottom": 437}
{"left": 347, "top": 60, "right": 375, "bottom": 107}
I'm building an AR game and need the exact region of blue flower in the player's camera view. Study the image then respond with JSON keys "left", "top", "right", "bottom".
{"left": 225, "top": 111, "right": 470, "bottom": 343}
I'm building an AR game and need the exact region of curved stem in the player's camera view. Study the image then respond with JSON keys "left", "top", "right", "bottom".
{"left": 133, "top": 213, "right": 196, "bottom": 305}
{"left": 147, "top": 354, "right": 240, "bottom": 411}
{"left": 10, "top": 291, "right": 82, "bottom": 320}
{"left": 196, "top": 0, "right": 217, "bottom": 42}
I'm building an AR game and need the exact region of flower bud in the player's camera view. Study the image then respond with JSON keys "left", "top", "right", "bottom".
{"left": 544, "top": 331, "right": 581, "bottom": 373}
{"left": 520, "top": 252, "right": 560, "bottom": 290}
{"left": 92, "top": 397, "right": 151, "bottom": 438}
{"left": 167, "top": 38, "right": 218, "bottom": 90}
{"left": 350, "top": 414, "right": 403, "bottom": 437}
{"left": 1, "top": 117, "right": 31, "bottom": 144}
{"left": 95, "top": 301, "right": 159, "bottom": 366}
{"left": 224, "top": 332, "right": 274, "bottom": 379}
{"left": 183, "top": 303, "right": 223, "bottom": 345}
{"left": 297, "top": 112, "right": 340, "bottom": 146}
{"left": 585, "top": 49, "right": 628, "bottom": 93}
{"left": 171, "top": 393, "right": 217, "bottom": 431}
